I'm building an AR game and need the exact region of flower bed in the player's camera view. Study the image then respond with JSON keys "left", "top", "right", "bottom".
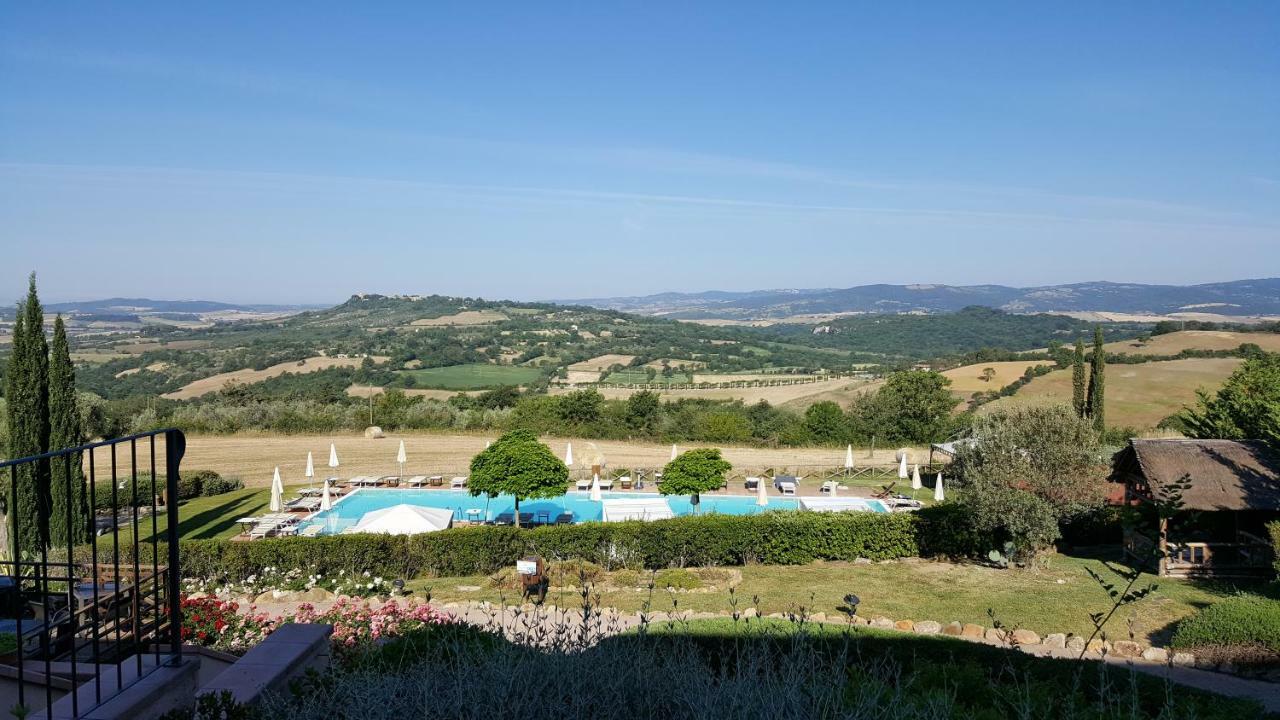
{"left": 181, "top": 594, "right": 455, "bottom": 656}
{"left": 184, "top": 565, "right": 391, "bottom": 600}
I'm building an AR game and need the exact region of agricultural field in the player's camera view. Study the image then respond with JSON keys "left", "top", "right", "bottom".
{"left": 1104, "top": 330, "right": 1280, "bottom": 356}
{"left": 408, "top": 309, "right": 507, "bottom": 326}
{"left": 980, "top": 357, "right": 1242, "bottom": 429}
{"left": 397, "top": 363, "right": 544, "bottom": 389}
{"left": 346, "top": 384, "right": 482, "bottom": 401}
{"left": 569, "top": 354, "right": 637, "bottom": 372}
{"left": 163, "top": 355, "right": 385, "bottom": 400}
{"left": 941, "top": 360, "right": 1053, "bottom": 394}
{"left": 600, "top": 368, "right": 691, "bottom": 385}
{"left": 176, "top": 431, "right": 928, "bottom": 488}
{"left": 553, "top": 375, "right": 878, "bottom": 410}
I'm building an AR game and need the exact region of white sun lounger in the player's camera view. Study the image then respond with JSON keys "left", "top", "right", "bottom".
{"left": 598, "top": 478, "right": 614, "bottom": 490}
{"left": 576, "top": 478, "right": 591, "bottom": 491}
{"left": 779, "top": 481, "right": 797, "bottom": 495}
{"left": 298, "top": 524, "right": 324, "bottom": 537}
{"left": 405, "top": 475, "right": 428, "bottom": 487}
{"left": 286, "top": 497, "right": 321, "bottom": 511}
{"left": 451, "top": 476, "right": 468, "bottom": 488}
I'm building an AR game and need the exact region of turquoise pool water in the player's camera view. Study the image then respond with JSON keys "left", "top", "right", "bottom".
{"left": 301, "top": 489, "right": 887, "bottom": 534}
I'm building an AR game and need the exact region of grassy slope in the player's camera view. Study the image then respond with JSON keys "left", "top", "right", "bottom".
{"left": 980, "top": 357, "right": 1242, "bottom": 428}
{"left": 397, "top": 363, "right": 545, "bottom": 389}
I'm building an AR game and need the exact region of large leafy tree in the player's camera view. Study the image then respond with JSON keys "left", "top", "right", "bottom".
{"left": 1085, "top": 327, "right": 1106, "bottom": 431}
{"left": 870, "top": 370, "right": 960, "bottom": 444}
{"left": 49, "top": 316, "right": 91, "bottom": 547}
{"left": 1180, "top": 354, "right": 1280, "bottom": 448}
{"left": 1071, "top": 339, "right": 1087, "bottom": 418}
{"left": 803, "top": 401, "right": 849, "bottom": 445}
{"left": 3, "top": 274, "right": 51, "bottom": 553}
{"left": 953, "top": 405, "right": 1108, "bottom": 561}
{"left": 658, "top": 447, "right": 731, "bottom": 511}
{"left": 625, "top": 390, "right": 661, "bottom": 434}
{"left": 468, "top": 429, "right": 568, "bottom": 527}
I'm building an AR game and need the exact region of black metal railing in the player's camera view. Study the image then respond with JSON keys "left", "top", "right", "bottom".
{"left": 0, "top": 428, "right": 185, "bottom": 718}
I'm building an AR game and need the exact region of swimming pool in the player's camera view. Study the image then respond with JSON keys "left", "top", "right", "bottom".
{"left": 301, "top": 489, "right": 888, "bottom": 534}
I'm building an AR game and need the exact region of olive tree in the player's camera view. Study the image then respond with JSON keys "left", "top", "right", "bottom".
{"left": 468, "top": 429, "right": 568, "bottom": 527}
{"left": 658, "top": 448, "right": 731, "bottom": 513}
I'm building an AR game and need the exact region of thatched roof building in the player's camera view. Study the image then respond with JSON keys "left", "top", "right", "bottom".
{"left": 1113, "top": 438, "right": 1279, "bottom": 578}
{"left": 1117, "top": 439, "right": 1280, "bottom": 511}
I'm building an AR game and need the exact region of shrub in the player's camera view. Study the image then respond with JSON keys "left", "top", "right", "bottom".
{"left": 1269, "top": 520, "right": 1280, "bottom": 577}
{"left": 654, "top": 568, "right": 702, "bottom": 590}
{"left": 172, "top": 511, "right": 953, "bottom": 582}
{"left": 178, "top": 470, "right": 217, "bottom": 500}
{"left": 200, "top": 474, "right": 245, "bottom": 497}
{"left": 1171, "top": 595, "right": 1280, "bottom": 661}
{"left": 91, "top": 474, "right": 160, "bottom": 510}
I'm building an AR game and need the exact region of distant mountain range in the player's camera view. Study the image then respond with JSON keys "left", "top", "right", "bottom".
{"left": 564, "top": 279, "right": 1280, "bottom": 320}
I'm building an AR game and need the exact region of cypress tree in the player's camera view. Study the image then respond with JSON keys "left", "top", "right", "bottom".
{"left": 1086, "top": 326, "right": 1106, "bottom": 432}
{"left": 4, "top": 274, "right": 51, "bottom": 553}
{"left": 1071, "top": 339, "right": 1087, "bottom": 418}
{"left": 49, "top": 315, "right": 90, "bottom": 547}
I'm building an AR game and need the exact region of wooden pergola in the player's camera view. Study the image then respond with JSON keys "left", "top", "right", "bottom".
{"left": 1114, "top": 439, "right": 1279, "bottom": 578}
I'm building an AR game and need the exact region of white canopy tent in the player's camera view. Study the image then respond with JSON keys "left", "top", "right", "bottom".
{"left": 350, "top": 504, "right": 453, "bottom": 535}
{"left": 600, "top": 498, "right": 674, "bottom": 522}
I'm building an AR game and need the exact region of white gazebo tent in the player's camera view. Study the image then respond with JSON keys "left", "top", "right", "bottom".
{"left": 350, "top": 504, "right": 453, "bottom": 535}
{"left": 601, "top": 498, "right": 674, "bottom": 522}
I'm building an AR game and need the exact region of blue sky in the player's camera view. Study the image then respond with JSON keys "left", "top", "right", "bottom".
{"left": 2, "top": 2, "right": 1278, "bottom": 304}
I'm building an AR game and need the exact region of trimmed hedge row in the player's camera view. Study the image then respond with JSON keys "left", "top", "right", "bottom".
{"left": 1171, "top": 594, "right": 1280, "bottom": 653}
{"left": 167, "top": 507, "right": 972, "bottom": 582}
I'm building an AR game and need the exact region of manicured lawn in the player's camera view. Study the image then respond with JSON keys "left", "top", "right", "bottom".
{"left": 396, "top": 363, "right": 544, "bottom": 389}
{"left": 110, "top": 483, "right": 316, "bottom": 543}
{"left": 410, "top": 553, "right": 1239, "bottom": 644}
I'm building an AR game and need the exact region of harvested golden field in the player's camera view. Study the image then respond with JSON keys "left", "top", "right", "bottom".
{"left": 409, "top": 309, "right": 507, "bottom": 326}
{"left": 980, "top": 357, "right": 1242, "bottom": 429}
{"left": 691, "top": 373, "right": 818, "bottom": 384}
{"left": 163, "top": 355, "right": 389, "bottom": 400}
{"left": 345, "top": 384, "right": 481, "bottom": 401}
{"left": 551, "top": 375, "right": 877, "bottom": 410}
{"left": 116, "top": 339, "right": 211, "bottom": 353}
{"left": 942, "top": 360, "right": 1053, "bottom": 394}
{"left": 178, "top": 432, "right": 928, "bottom": 488}
{"left": 1103, "top": 330, "right": 1280, "bottom": 356}
{"left": 569, "top": 354, "right": 637, "bottom": 372}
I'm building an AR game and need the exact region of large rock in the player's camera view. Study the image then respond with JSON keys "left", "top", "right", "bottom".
{"left": 984, "top": 628, "right": 1007, "bottom": 643}
{"left": 1066, "top": 635, "right": 1087, "bottom": 652}
{"left": 961, "top": 624, "right": 985, "bottom": 640}
{"left": 809, "top": 612, "right": 828, "bottom": 623}
{"left": 1085, "top": 639, "right": 1109, "bottom": 655}
{"left": 870, "top": 616, "right": 895, "bottom": 629}
{"left": 364, "top": 426, "right": 385, "bottom": 438}
{"left": 1171, "top": 652, "right": 1196, "bottom": 667}
{"left": 1011, "top": 629, "right": 1041, "bottom": 646}
{"left": 893, "top": 620, "right": 915, "bottom": 632}
{"left": 1141, "top": 647, "right": 1169, "bottom": 663}
{"left": 941, "top": 621, "right": 964, "bottom": 637}
{"left": 742, "top": 607, "right": 758, "bottom": 618}
{"left": 1043, "top": 633, "right": 1067, "bottom": 649}
{"left": 914, "top": 620, "right": 942, "bottom": 635}
{"left": 1112, "top": 641, "right": 1143, "bottom": 658}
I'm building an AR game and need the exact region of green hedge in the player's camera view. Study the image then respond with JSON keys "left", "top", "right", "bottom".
{"left": 167, "top": 507, "right": 970, "bottom": 582}
{"left": 1170, "top": 594, "right": 1280, "bottom": 653}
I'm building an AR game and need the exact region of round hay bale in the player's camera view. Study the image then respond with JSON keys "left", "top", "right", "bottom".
{"left": 364, "top": 426, "right": 385, "bottom": 439}
{"left": 895, "top": 448, "right": 911, "bottom": 462}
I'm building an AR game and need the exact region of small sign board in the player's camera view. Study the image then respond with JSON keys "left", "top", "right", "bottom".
{"left": 516, "top": 559, "right": 539, "bottom": 576}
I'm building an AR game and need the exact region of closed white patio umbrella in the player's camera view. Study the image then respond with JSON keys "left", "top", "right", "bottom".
{"left": 911, "top": 464, "right": 922, "bottom": 491}
{"left": 396, "top": 440, "right": 407, "bottom": 477}
{"left": 320, "top": 479, "right": 333, "bottom": 512}
{"left": 305, "top": 451, "right": 315, "bottom": 488}
{"left": 565, "top": 442, "right": 573, "bottom": 466}
{"left": 756, "top": 477, "right": 768, "bottom": 507}
{"left": 590, "top": 473, "right": 602, "bottom": 501}
{"left": 934, "top": 472, "right": 945, "bottom": 502}
{"left": 898, "top": 453, "right": 909, "bottom": 479}
{"left": 269, "top": 467, "right": 284, "bottom": 512}
{"left": 670, "top": 444, "right": 678, "bottom": 461}
{"left": 328, "top": 443, "right": 340, "bottom": 472}
{"left": 844, "top": 445, "right": 854, "bottom": 470}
